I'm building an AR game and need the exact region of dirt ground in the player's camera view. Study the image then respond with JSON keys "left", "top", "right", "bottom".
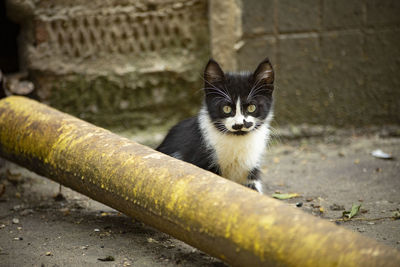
{"left": 0, "top": 132, "right": 399, "bottom": 266}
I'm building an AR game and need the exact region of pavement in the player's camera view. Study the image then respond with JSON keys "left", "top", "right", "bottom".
{"left": 0, "top": 131, "right": 399, "bottom": 266}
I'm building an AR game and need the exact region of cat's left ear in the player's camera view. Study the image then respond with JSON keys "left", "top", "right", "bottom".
{"left": 253, "top": 58, "right": 274, "bottom": 85}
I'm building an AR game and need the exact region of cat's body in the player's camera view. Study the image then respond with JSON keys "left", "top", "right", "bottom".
{"left": 157, "top": 58, "right": 275, "bottom": 193}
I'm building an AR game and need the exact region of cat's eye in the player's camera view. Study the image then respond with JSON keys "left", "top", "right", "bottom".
{"left": 222, "top": 105, "right": 232, "bottom": 114}
{"left": 247, "top": 104, "right": 257, "bottom": 113}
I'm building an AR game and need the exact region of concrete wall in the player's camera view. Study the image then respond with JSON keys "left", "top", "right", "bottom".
{"left": 237, "top": 0, "right": 400, "bottom": 126}
{"left": 5, "top": 0, "right": 400, "bottom": 129}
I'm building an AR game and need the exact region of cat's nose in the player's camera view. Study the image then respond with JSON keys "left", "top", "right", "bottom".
{"left": 232, "top": 124, "right": 243, "bottom": 130}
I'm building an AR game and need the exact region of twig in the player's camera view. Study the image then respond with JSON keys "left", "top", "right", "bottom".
{"left": 334, "top": 216, "right": 394, "bottom": 222}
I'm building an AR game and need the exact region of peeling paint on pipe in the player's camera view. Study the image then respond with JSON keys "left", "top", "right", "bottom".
{"left": 0, "top": 96, "right": 399, "bottom": 267}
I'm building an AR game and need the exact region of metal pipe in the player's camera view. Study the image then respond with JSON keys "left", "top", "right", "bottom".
{"left": 0, "top": 96, "right": 399, "bottom": 267}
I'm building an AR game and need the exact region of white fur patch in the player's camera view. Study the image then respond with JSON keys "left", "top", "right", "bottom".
{"left": 255, "top": 180, "right": 263, "bottom": 193}
{"left": 199, "top": 107, "right": 272, "bottom": 185}
{"left": 253, "top": 180, "right": 263, "bottom": 194}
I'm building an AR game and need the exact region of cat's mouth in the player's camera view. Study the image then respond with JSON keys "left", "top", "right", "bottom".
{"left": 230, "top": 130, "right": 250, "bottom": 136}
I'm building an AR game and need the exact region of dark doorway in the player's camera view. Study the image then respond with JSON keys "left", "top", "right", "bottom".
{"left": 0, "top": 1, "right": 20, "bottom": 73}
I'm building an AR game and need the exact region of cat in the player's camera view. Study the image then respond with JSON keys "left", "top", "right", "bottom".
{"left": 156, "top": 58, "right": 274, "bottom": 193}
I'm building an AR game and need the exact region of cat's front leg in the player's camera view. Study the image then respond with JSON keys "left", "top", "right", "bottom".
{"left": 246, "top": 168, "right": 263, "bottom": 193}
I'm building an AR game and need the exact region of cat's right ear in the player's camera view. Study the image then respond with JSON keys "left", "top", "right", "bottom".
{"left": 204, "top": 59, "right": 225, "bottom": 84}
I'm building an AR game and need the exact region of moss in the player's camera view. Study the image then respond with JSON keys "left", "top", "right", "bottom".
{"left": 45, "top": 71, "right": 203, "bottom": 130}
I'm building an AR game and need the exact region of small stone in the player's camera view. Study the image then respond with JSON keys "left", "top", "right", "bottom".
{"left": 296, "top": 202, "right": 303, "bottom": 207}
{"left": 123, "top": 258, "right": 131, "bottom": 266}
{"left": 94, "top": 228, "right": 100, "bottom": 232}
{"left": 13, "top": 237, "right": 23, "bottom": 241}
{"left": 46, "top": 251, "right": 52, "bottom": 256}
{"left": 19, "top": 209, "right": 34, "bottom": 216}
{"left": 60, "top": 208, "right": 70, "bottom": 216}
{"left": 367, "top": 222, "right": 375, "bottom": 225}
{"left": 12, "top": 205, "right": 22, "bottom": 211}
{"left": 12, "top": 218, "right": 19, "bottom": 224}
{"left": 330, "top": 204, "right": 345, "bottom": 211}
{"left": 0, "top": 224, "right": 6, "bottom": 229}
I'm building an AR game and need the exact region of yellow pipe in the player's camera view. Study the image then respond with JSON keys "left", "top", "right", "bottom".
{"left": 0, "top": 96, "right": 399, "bottom": 267}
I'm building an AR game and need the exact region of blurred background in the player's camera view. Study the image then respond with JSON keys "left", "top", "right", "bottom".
{"left": 1, "top": 0, "right": 399, "bottom": 142}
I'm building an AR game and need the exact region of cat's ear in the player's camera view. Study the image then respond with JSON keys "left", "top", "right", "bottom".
{"left": 204, "top": 59, "right": 225, "bottom": 84}
{"left": 253, "top": 58, "right": 274, "bottom": 85}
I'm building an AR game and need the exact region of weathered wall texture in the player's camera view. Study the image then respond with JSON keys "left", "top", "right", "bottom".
{"left": 236, "top": 0, "right": 400, "bottom": 126}
{"left": 5, "top": 0, "right": 400, "bottom": 129}
{"left": 6, "top": 0, "right": 209, "bottom": 129}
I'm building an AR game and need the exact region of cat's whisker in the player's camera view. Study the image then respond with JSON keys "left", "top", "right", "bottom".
{"left": 247, "top": 77, "right": 264, "bottom": 100}
{"left": 247, "top": 86, "right": 272, "bottom": 101}
{"left": 247, "top": 86, "right": 263, "bottom": 101}
{"left": 203, "top": 85, "right": 233, "bottom": 102}
{"left": 200, "top": 74, "right": 234, "bottom": 103}
{"left": 204, "top": 90, "right": 231, "bottom": 101}
{"left": 268, "top": 126, "right": 282, "bottom": 145}
{"left": 222, "top": 85, "right": 233, "bottom": 103}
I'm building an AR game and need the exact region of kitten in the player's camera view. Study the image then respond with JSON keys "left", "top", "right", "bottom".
{"left": 156, "top": 58, "right": 274, "bottom": 193}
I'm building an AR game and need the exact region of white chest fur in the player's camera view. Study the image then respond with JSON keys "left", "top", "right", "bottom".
{"left": 198, "top": 108, "right": 271, "bottom": 184}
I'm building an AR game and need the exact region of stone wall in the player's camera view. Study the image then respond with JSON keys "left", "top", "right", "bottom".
{"left": 236, "top": 0, "right": 400, "bottom": 126}
{"left": 6, "top": 0, "right": 209, "bottom": 129}
{"left": 5, "top": 0, "right": 400, "bottom": 129}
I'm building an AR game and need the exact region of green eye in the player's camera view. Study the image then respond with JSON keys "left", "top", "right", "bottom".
{"left": 247, "top": 104, "right": 256, "bottom": 113}
{"left": 222, "top": 105, "right": 232, "bottom": 114}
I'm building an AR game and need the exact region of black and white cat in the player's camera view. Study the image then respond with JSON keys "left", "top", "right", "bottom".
{"left": 156, "top": 58, "right": 274, "bottom": 193}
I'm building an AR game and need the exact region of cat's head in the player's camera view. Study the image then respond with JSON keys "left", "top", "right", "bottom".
{"left": 203, "top": 58, "right": 274, "bottom": 135}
